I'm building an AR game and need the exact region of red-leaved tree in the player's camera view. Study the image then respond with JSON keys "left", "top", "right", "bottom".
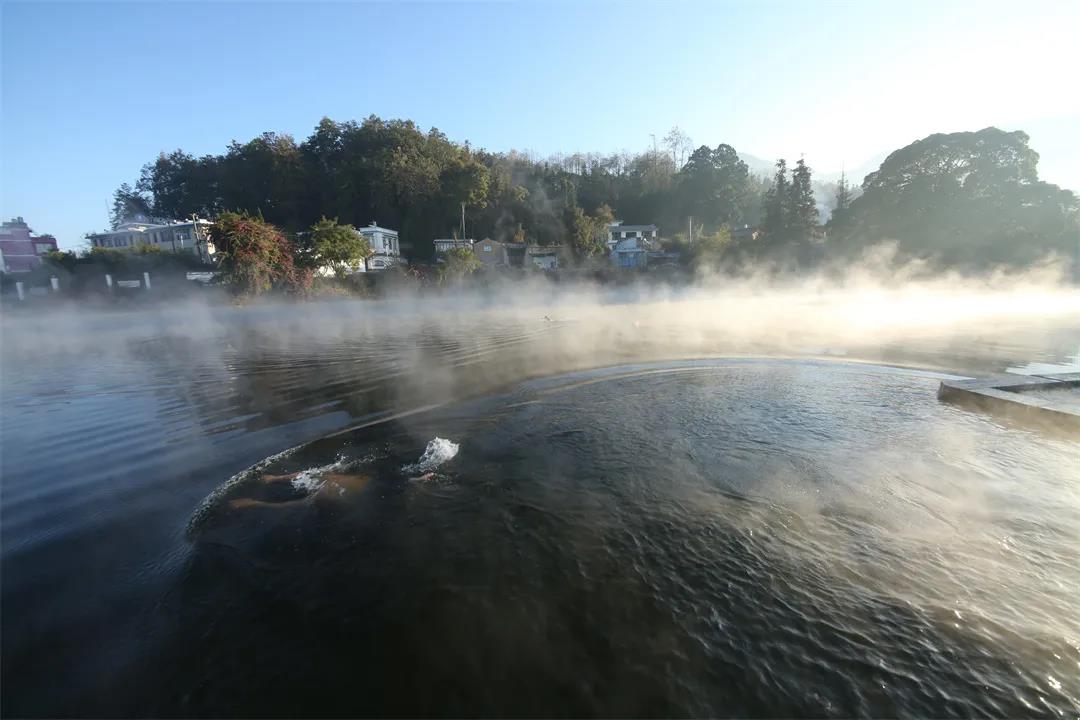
{"left": 212, "top": 212, "right": 312, "bottom": 296}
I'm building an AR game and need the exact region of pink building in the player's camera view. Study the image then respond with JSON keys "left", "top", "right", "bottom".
{"left": 0, "top": 217, "right": 58, "bottom": 273}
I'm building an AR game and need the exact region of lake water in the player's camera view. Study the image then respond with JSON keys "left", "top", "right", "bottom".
{"left": 2, "top": 291, "right": 1079, "bottom": 717}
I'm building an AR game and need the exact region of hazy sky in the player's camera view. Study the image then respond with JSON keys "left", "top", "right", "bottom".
{"left": 3, "top": 0, "right": 1078, "bottom": 250}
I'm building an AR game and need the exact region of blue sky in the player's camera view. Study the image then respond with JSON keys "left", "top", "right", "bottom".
{"left": 3, "top": 0, "right": 1078, "bottom": 250}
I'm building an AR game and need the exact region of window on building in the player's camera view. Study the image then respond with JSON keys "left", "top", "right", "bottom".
{"left": 483, "top": 245, "right": 492, "bottom": 252}
{"left": 34, "top": 243, "right": 53, "bottom": 254}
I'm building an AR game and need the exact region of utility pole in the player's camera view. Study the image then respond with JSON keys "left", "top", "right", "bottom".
{"left": 460, "top": 202, "right": 466, "bottom": 242}
{"left": 688, "top": 216, "right": 693, "bottom": 245}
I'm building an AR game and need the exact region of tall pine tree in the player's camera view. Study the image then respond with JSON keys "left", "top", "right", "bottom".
{"left": 833, "top": 170, "right": 851, "bottom": 212}
{"left": 786, "top": 158, "right": 818, "bottom": 242}
{"left": 829, "top": 169, "right": 853, "bottom": 234}
{"left": 763, "top": 159, "right": 788, "bottom": 239}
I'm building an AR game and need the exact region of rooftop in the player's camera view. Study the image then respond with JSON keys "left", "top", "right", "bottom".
{"left": 360, "top": 222, "right": 398, "bottom": 235}
{"left": 610, "top": 223, "right": 658, "bottom": 232}
{"left": 93, "top": 217, "right": 212, "bottom": 235}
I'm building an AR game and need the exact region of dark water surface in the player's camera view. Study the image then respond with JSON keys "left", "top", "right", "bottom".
{"left": 2, "top": 298, "right": 1079, "bottom": 717}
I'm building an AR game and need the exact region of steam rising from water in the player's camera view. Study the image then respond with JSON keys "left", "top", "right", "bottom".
{"left": 4, "top": 254, "right": 1078, "bottom": 359}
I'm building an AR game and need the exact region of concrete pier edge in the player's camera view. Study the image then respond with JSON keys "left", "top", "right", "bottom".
{"left": 938, "top": 373, "right": 1080, "bottom": 434}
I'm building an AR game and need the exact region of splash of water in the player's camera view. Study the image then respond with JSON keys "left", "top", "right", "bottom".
{"left": 289, "top": 459, "right": 348, "bottom": 492}
{"left": 402, "top": 437, "right": 459, "bottom": 474}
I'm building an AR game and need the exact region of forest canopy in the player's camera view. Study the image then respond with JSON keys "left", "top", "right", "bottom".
{"left": 116, "top": 118, "right": 1078, "bottom": 270}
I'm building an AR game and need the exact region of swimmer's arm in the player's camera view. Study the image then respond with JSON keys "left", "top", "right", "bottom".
{"left": 259, "top": 472, "right": 299, "bottom": 484}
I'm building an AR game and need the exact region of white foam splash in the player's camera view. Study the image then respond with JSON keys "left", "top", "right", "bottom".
{"left": 402, "top": 437, "right": 459, "bottom": 474}
{"left": 289, "top": 458, "right": 354, "bottom": 493}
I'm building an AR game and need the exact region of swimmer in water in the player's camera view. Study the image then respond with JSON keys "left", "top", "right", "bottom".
{"left": 228, "top": 467, "right": 437, "bottom": 509}
{"left": 228, "top": 468, "right": 373, "bottom": 509}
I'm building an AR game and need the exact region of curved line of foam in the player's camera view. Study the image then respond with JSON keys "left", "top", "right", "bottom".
{"left": 186, "top": 402, "right": 451, "bottom": 539}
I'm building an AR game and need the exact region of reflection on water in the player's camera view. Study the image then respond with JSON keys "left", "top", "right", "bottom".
{"left": 2, "top": 297, "right": 1079, "bottom": 717}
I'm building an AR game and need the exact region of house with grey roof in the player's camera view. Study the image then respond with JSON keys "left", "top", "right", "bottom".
{"left": 607, "top": 221, "right": 661, "bottom": 269}
{"left": 606, "top": 221, "right": 659, "bottom": 252}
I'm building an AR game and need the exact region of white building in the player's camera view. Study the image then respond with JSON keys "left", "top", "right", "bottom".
{"left": 433, "top": 238, "right": 476, "bottom": 254}
{"left": 605, "top": 221, "right": 661, "bottom": 269}
{"left": 359, "top": 222, "right": 402, "bottom": 271}
{"left": 607, "top": 222, "right": 659, "bottom": 252}
{"left": 88, "top": 216, "right": 216, "bottom": 264}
